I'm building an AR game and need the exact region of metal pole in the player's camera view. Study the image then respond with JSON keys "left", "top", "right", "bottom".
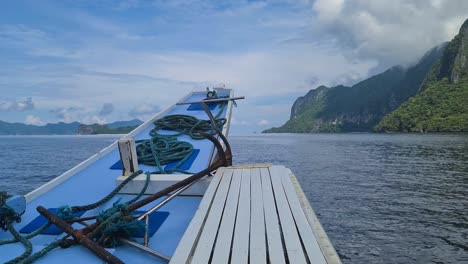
{"left": 119, "top": 238, "right": 171, "bottom": 262}
{"left": 176, "top": 96, "right": 245, "bottom": 105}
{"left": 137, "top": 175, "right": 206, "bottom": 221}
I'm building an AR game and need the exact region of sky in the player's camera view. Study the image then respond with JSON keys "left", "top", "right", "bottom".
{"left": 0, "top": 0, "right": 467, "bottom": 134}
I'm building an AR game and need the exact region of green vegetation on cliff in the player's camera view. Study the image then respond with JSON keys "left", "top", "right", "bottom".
{"left": 375, "top": 76, "right": 468, "bottom": 132}
{"left": 376, "top": 19, "right": 468, "bottom": 132}
{"left": 264, "top": 44, "right": 444, "bottom": 133}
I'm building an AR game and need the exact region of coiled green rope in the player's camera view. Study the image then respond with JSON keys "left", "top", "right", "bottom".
{"left": 135, "top": 100, "right": 227, "bottom": 173}
{"left": 135, "top": 134, "right": 194, "bottom": 174}
{"left": 150, "top": 114, "right": 227, "bottom": 140}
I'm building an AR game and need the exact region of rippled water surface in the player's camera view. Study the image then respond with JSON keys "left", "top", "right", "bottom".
{"left": 0, "top": 135, "right": 119, "bottom": 195}
{"left": 1, "top": 134, "right": 467, "bottom": 263}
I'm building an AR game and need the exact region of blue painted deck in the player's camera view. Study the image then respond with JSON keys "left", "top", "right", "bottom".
{"left": 0, "top": 91, "right": 231, "bottom": 263}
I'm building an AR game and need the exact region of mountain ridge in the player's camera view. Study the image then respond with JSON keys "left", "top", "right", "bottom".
{"left": 0, "top": 119, "right": 143, "bottom": 135}
{"left": 263, "top": 43, "right": 446, "bottom": 133}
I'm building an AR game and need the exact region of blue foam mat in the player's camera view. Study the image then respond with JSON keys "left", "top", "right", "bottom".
{"left": 110, "top": 149, "right": 200, "bottom": 171}
{"left": 165, "top": 149, "right": 199, "bottom": 170}
{"left": 110, "top": 160, "right": 123, "bottom": 170}
{"left": 187, "top": 102, "right": 217, "bottom": 111}
{"left": 131, "top": 211, "right": 169, "bottom": 237}
{"left": 20, "top": 208, "right": 85, "bottom": 235}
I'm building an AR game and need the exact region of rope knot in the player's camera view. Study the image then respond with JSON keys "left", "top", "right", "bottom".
{"left": 95, "top": 202, "right": 144, "bottom": 248}
{"left": 0, "top": 192, "right": 22, "bottom": 231}
{"left": 56, "top": 206, "right": 74, "bottom": 220}
{"left": 0, "top": 205, "right": 21, "bottom": 231}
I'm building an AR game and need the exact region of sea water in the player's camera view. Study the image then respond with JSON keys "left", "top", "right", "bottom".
{"left": 0, "top": 133, "right": 467, "bottom": 263}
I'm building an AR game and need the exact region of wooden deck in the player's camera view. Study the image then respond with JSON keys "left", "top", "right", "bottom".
{"left": 170, "top": 165, "right": 341, "bottom": 264}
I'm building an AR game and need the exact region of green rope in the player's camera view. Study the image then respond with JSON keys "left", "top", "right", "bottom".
{"left": 94, "top": 203, "right": 144, "bottom": 248}
{"left": 150, "top": 114, "right": 226, "bottom": 140}
{"left": 0, "top": 223, "right": 51, "bottom": 246}
{"left": 4, "top": 225, "right": 32, "bottom": 264}
{"left": 0, "top": 201, "right": 20, "bottom": 232}
{"left": 68, "top": 170, "right": 144, "bottom": 213}
{"left": 0, "top": 170, "right": 150, "bottom": 263}
{"left": 1, "top": 193, "right": 32, "bottom": 264}
{"left": 17, "top": 241, "right": 61, "bottom": 264}
{"left": 135, "top": 100, "right": 227, "bottom": 174}
{"left": 135, "top": 134, "right": 194, "bottom": 174}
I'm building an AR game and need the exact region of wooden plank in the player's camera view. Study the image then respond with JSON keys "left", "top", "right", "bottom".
{"left": 260, "top": 167, "right": 286, "bottom": 264}
{"left": 231, "top": 169, "right": 251, "bottom": 263}
{"left": 278, "top": 166, "right": 327, "bottom": 264}
{"left": 249, "top": 168, "right": 267, "bottom": 264}
{"left": 211, "top": 169, "right": 242, "bottom": 263}
{"left": 170, "top": 167, "right": 226, "bottom": 264}
{"left": 118, "top": 138, "right": 139, "bottom": 176}
{"left": 269, "top": 166, "right": 307, "bottom": 264}
{"left": 190, "top": 169, "right": 234, "bottom": 263}
{"left": 287, "top": 169, "right": 343, "bottom": 264}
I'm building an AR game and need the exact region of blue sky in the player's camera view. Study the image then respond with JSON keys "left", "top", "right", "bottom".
{"left": 1, "top": 0, "right": 467, "bottom": 133}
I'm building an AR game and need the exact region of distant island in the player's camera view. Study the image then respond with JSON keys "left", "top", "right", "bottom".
{"left": 264, "top": 18, "right": 468, "bottom": 133}
{"left": 0, "top": 119, "right": 143, "bottom": 135}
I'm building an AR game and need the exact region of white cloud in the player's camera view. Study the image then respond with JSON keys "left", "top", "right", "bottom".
{"left": 49, "top": 106, "right": 106, "bottom": 124}
{"left": 81, "top": 115, "right": 107, "bottom": 125}
{"left": 129, "top": 103, "right": 162, "bottom": 121}
{"left": 310, "top": 0, "right": 468, "bottom": 65}
{"left": 0, "top": 97, "right": 34, "bottom": 111}
{"left": 24, "top": 115, "right": 44, "bottom": 125}
{"left": 312, "top": 0, "right": 344, "bottom": 22}
{"left": 258, "top": 119, "right": 270, "bottom": 126}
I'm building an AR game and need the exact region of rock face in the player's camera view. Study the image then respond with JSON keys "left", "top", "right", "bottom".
{"left": 263, "top": 44, "right": 445, "bottom": 133}
{"left": 376, "top": 18, "right": 468, "bottom": 132}
{"left": 290, "top": 86, "right": 328, "bottom": 120}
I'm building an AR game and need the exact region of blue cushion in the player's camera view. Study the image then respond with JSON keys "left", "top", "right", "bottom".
{"left": 110, "top": 160, "right": 123, "bottom": 170}
{"left": 20, "top": 208, "right": 85, "bottom": 235}
{"left": 187, "top": 103, "right": 217, "bottom": 111}
{"left": 164, "top": 149, "right": 199, "bottom": 171}
{"left": 110, "top": 149, "right": 200, "bottom": 171}
{"left": 131, "top": 211, "right": 169, "bottom": 237}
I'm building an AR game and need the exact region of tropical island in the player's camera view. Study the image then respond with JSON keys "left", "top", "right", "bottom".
{"left": 264, "top": 18, "right": 468, "bottom": 133}
{"left": 0, "top": 119, "right": 142, "bottom": 135}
